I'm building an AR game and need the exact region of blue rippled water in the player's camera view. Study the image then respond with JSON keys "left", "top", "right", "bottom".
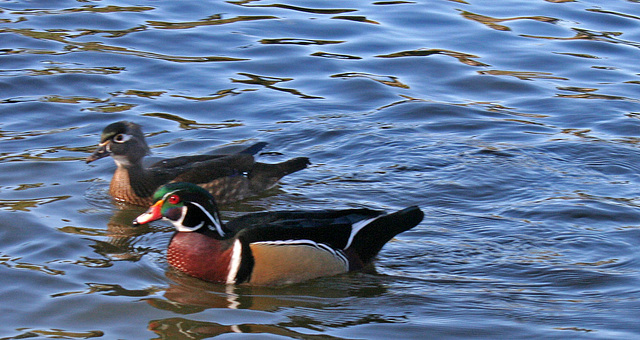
{"left": 1, "top": 0, "right": 640, "bottom": 339}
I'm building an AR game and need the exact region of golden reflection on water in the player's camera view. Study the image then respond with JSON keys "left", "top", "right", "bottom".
{"left": 332, "top": 15, "right": 380, "bottom": 25}
{"left": 8, "top": 328, "right": 103, "bottom": 339}
{"left": 260, "top": 38, "right": 344, "bottom": 45}
{"left": 228, "top": 2, "right": 357, "bottom": 15}
{"left": 142, "top": 112, "right": 244, "bottom": 130}
{"left": 84, "top": 102, "right": 136, "bottom": 113}
{"left": 478, "top": 70, "right": 568, "bottom": 81}
{"left": 456, "top": 9, "right": 640, "bottom": 50}
{"left": 459, "top": 10, "right": 558, "bottom": 31}
{"left": 52, "top": 282, "right": 163, "bottom": 298}
{"left": 0, "top": 28, "right": 248, "bottom": 62}
{"left": 231, "top": 73, "right": 324, "bottom": 99}
{"left": 169, "top": 88, "right": 251, "bottom": 102}
{"left": 0, "top": 252, "right": 65, "bottom": 275}
{"left": 41, "top": 95, "right": 107, "bottom": 104}
{"left": 586, "top": 8, "right": 640, "bottom": 21}
{"left": 4, "top": 88, "right": 257, "bottom": 115}
{"left": 556, "top": 90, "right": 635, "bottom": 102}
{"left": 0, "top": 126, "right": 81, "bottom": 141}
{"left": 8, "top": 5, "right": 153, "bottom": 16}
{"left": 76, "top": 41, "right": 248, "bottom": 63}
{"left": 0, "top": 65, "right": 124, "bottom": 77}
{"left": 0, "top": 196, "right": 70, "bottom": 211}
{"left": 331, "top": 72, "right": 409, "bottom": 88}
{"left": 523, "top": 27, "right": 640, "bottom": 50}
{"left": 553, "top": 52, "right": 600, "bottom": 59}
{"left": 311, "top": 51, "right": 362, "bottom": 60}
{"left": 376, "top": 48, "right": 490, "bottom": 67}
{"left": 147, "top": 15, "right": 278, "bottom": 30}
{"left": 0, "top": 148, "right": 86, "bottom": 162}
{"left": 148, "top": 317, "right": 328, "bottom": 340}
{"left": 373, "top": 1, "right": 417, "bottom": 4}
{"left": 117, "top": 90, "right": 166, "bottom": 99}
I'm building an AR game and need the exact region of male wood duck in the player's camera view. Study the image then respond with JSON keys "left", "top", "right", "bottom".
{"left": 133, "top": 182, "right": 424, "bottom": 286}
{"left": 86, "top": 121, "right": 310, "bottom": 206}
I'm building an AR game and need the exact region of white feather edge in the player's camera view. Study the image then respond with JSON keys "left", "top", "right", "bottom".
{"left": 345, "top": 217, "right": 379, "bottom": 249}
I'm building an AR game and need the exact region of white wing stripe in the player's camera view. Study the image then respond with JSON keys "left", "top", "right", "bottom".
{"left": 226, "top": 239, "right": 242, "bottom": 284}
{"left": 190, "top": 201, "right": 225, "bottom": 236}
{"left": 345, "top": 217, "right": 378, "bottom": 249}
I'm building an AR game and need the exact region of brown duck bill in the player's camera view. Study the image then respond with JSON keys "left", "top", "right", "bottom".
{"left": 85, "top": 142, "right": 111, "bottom": 164}
{"left": 133, "top": 200, "right": 164, "bottom": 225}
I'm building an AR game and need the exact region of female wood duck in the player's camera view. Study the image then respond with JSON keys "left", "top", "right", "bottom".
{"left": 86, "top": 121, "right": 310, "bottom": 206}
{"left": 133, "top": 182, "right": 424, "bottom": 286}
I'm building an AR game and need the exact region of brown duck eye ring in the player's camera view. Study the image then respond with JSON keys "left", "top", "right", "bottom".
{"left": 113, "top": 133, "right": 131, "bottom": 143}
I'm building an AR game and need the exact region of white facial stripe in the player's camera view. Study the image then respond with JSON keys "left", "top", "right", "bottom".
{"left": 161, "top": 190, "right": 178, "bottom": 201}
{"left": 190, "top": 201, "right": 224, "bottom": 237}
{"left": 161, "top": 190, "right": 222, "bottom": 235}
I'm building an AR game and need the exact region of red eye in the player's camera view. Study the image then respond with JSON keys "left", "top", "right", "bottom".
{"left": 168, "top": 194, "right": 180, "bottom": 204}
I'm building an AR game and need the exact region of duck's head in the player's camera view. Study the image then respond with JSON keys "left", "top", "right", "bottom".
{"left": 86, "top": 121, "right": 150, "bottom": 167}
{"left": 133, "top": 182, "right": 226, "bottom": 237}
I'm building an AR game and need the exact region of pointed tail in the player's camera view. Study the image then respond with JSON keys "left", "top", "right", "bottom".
{"left": 277, "top": 157, "right": 311, "bottom": 176}
{"left": 248, "top": 157, "right": 310, "bottom": 191}
{"left": 347, "top": 206, "right": 423, "bottom": 265}
{"left": 240, "top": 142, "right": 268, "bottom": 155}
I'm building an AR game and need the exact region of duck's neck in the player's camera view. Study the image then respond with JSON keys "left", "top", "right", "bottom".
{"left": 167, "top": 232, "right": 235, "bottom": 283}
{"left": 109, "top": 162, "right": 156, "bottom": 206}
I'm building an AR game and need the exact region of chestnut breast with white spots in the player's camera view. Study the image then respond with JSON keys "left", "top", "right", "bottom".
{"left": 167, "top": 232, "right": 234, "bottom": 283}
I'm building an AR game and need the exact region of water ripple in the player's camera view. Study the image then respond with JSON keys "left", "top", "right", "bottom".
{"left": 2, "top": 0, "right": 640, "bottom": 338}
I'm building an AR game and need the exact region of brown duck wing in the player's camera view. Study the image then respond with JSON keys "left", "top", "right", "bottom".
{"left": 170, "top": 153, "right": 256, "bottom": 184}
{"left": 149, "top": 142, "right": 267, "bottom": 170}
{"left": 149, "top": 155, "right": 227, "bottom": 169}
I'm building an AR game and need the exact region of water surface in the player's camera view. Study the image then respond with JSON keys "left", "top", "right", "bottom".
{"left": 1, "top": 0, "right": 640, "bottom": 339}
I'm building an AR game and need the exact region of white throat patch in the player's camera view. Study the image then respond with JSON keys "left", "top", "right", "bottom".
{"left": 112, "top": 155, "right": 132, "bottom": 167}
{"left": 173, "top": 206, "right": 195, "bottom": 232}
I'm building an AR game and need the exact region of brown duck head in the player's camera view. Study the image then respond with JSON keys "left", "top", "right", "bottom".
{"left": 86, "top": 121, "right": 150, "bottom": 167}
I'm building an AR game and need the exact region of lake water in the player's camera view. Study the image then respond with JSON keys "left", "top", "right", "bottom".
{"left": 1, "top": 0, "right": 640, "bottom": 339}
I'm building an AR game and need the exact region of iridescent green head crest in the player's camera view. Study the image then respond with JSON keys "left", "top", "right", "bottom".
{"left": 152, "top": 182, "right": 213, "bottom": 203}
